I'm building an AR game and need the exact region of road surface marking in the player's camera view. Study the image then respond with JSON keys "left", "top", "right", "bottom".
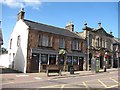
{"left": 16, "top": 75, "right": 29, "bottom": 77}
{"left": 34, "top": 77, "right": 42, "bottom": 80}
{"left": 60, "top": 84, "right": 65, "bottom": 90}
{"left": 98, "top": 79, "right": 107, "bottom": 88}
{"left": 41, "top": 84, "right": 65, "bottom": 88}
{"left": 109, "top": 77, "right": 118, "bottom": 83}
{"left": 107, "top": 84, "right": 118, "bottom": 88}
{"left": 82, "top": 82, "right": 90, "bottom": 90}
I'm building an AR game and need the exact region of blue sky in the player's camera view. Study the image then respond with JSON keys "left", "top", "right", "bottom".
{"left": 0, "top": 1, "right": 118, "bottom": 49}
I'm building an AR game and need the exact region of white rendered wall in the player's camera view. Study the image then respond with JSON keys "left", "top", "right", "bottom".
{"left": 8, "top": 19, "right": 29, "bottom": 73}
{"left": 0, "top": 54, "right": 9, "bottom": 68}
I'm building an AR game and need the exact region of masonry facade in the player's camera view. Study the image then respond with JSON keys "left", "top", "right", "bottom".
{"left": 8, "top": 8, "right": 85, "bottom": 73}
{"left": 78, "top": 22, "right": 114, "bottom": 70}
{"left": 113, "top": 38, "right": 120, "bottom": 68}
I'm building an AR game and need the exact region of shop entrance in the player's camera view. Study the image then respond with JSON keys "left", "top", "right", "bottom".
{"left": 100, "top": 55, "right": 103, "bottom": 69}
{"left": 30, "top": 53, "right": 39, "bottom": 73}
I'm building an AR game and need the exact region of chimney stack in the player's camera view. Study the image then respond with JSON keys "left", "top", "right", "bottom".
{"left": 98, "top": 21, "right": 101, "bottom": 29}
{"left": 110, "top": 31, "right": 112, "bottom": 35}
{"left": 65, "top": 21, "right": 74, "bottom": 32}
{"left": 17, "top": 8, "right": 25, "bottom": 21}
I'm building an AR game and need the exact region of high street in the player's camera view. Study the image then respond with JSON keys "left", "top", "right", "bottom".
{"left": 1, "top": 68, "right": 119, "bottom": 90}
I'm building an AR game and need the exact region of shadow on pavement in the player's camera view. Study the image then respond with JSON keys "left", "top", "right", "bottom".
{"left": 0, "top": 67, "right": 22, "bottom": 74}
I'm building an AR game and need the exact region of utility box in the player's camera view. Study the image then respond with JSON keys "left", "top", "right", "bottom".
{"left": 91, "top": 58, "right": 100, "bottom": 73}
{"left": 95, "top": 58, "right": 100, "bottom": 73}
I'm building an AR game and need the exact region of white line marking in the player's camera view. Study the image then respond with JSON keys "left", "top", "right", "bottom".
{"left": 34, "top": 77, "right": 42, "bottom": 80}
{"left": 109, "top": 77, "right": 118, "bottom": 83}
{"left": 98, "top": 79, "right": 107, "bottom": 88}
{"left": 83, "top": 82, "right": 88, "bottom": 88}
{"left": 16, "top": 75, "right": 29, "bottom": 77}
{"left": 107, "top": 84, "right": 118, "bottom": 88}
{"left": 60, "top": 84, "right": 65, "bottom": 90}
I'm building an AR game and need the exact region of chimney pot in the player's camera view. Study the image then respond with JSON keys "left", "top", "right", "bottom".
{"left": 17, "top": 8, "right": 25, "bottom": 21}
{"left": 65, "top": 21, "right": 74, "bottom": 32}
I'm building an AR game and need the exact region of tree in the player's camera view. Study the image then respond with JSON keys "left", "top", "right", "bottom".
{"left": 1, "top": 47, "right": 8, "bottom": 54}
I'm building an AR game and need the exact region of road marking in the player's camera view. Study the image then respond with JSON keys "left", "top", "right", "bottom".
{"left": 82, "top": 82, "right": 90, "bottom": 90}
{"left": 34, "top": 77, "right": 42, "bottom": 80}
{"left": 16, "top": 75, "right": 29, "bottom": 77}
{"left": 60, "top": 84, "right": 65, "bottom": 90}
{"left": 107, "top": 84, "right": 118, "bottom": 88}
{"left": 109, "top": 77, "right": 118, "bottom": 83}
{"left": 41, "top": 84, "right": 64, "bottom": 88}
{"left": 98, "top": 79, "right": 107, "bottom": 88}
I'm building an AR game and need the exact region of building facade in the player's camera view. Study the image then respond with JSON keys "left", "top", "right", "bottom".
{"left": 78, "top": 22, "right": 114, "bottom": 70}
{"left": 8, "top": 8, "right": 85, "bottom": 73}
{"left": 113, "top": 38, "right": 120, "bottom": 68}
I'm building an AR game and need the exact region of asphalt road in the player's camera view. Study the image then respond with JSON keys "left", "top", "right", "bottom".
{"left": 1, "top": 70, "right": 119, "bottom": 90}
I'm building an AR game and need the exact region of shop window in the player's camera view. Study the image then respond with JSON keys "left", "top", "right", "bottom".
{"left": 67, "top": 56, "right": 72, "bottom": 65}
{"left": 73, "top": 56, "right": 78, "bottom": 65}
{"left": 41, "top": 54, "right": 48, "bottom": 64}
{"left": 49, "top": 55, "right": 56, "bottom": 64}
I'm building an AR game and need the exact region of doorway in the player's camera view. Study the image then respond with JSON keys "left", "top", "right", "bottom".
{"left": 30, "top": 53, "right": 39, "bottom": 73}
{"left": 100, "top": 55, "right": 103, "bottom": 69}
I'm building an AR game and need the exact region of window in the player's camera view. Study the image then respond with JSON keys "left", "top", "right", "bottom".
{"left": 100, "top": 38, "right": 102, "bottom": 47}
{"left": 49, "top": 55, "right": 56, "bottom": 64}
{"left": 17, "top": 35, "right": 21, "bottom": 47}
{"left": 10, "top": 39, "right": 12, "bottom": 49}
{"left": 73, "top": 56, "right": 78, "bottom": 65}
{"left": 58, "top": 55, "right": 64, "bottom": 65}
{"left": 97, "top": 38, "right": 99, "bottom": 47}
{"left": 39, "top": 34, "right": 53, "bottom": 47}
{"left": 42, "top": 35, "right": 49, "bottom": 46}
{"left": 72, "top": 40, "right": 79, "bottom": 50}
{"left": 67, "top": 56, "right": 72, "bottom": 65}
{"left": 41, "top": 54, "right": 48, "bottom": 64}
{"left": 59, "top": 37, "right": 65, "bottom": 48}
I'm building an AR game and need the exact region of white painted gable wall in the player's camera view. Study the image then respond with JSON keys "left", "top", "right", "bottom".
{"left": 8, "top": 19, "right": 29, "bottom": 73}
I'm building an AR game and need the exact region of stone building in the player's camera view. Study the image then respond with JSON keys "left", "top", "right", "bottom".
{"left": 8, "top": 8, "right": 85, "bottom": 73}
{"left": 113, "top": 38, "right": 120, "bottom": 68}
{"left": 78, "top": 22, "right": 114, "bottom": 70}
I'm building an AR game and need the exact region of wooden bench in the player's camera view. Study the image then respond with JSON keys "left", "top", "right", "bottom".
{"left": 46, "top": 65, "right": 62, "bottom": 76}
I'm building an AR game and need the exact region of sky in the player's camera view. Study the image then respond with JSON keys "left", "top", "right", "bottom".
{"left": 0, "top": 0, "right": 119, "bottom": 49}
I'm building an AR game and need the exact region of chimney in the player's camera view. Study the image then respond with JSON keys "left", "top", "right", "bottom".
{"left": 110, "top": 31, "right": 112, "bottom": 35}
{"left": 65, "top": 21, "right": 74, "bottom": 32}
{"left": 98, "top": 21, "right": 101, "bottom": 29}
{"left": 17, "top": 8, "right": 25, "bottom": 21}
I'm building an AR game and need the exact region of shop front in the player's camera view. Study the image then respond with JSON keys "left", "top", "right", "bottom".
{"left": 30, "top": 48, "right": 84, "bottom": 72}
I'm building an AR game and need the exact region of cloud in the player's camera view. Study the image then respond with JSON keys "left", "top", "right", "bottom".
{"left": 0, "top": 0, "right": 42, "bottom": 9}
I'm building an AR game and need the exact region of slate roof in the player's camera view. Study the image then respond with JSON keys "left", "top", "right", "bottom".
{"left": 113, "top": 37, "right": 120, "bottom": 45}
{"left": 0, "top": 28, "right": 3, "bottom": 45}
{"left": 24, "top": 19, "right": 83, "bottom": 39}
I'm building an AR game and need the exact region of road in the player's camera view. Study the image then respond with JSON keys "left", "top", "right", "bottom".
{"left": 1, "top": 70, "right": 119, "bottom": 90}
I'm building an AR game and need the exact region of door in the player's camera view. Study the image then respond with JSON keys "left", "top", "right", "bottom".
{"left": 79, "top": 57, "right": 84, "bottom": 71}
{"left": 30, "top": 53, "right": 39, "bottom": 73}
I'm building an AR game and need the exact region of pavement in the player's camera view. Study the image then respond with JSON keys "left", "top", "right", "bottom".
{"left": 0, "top": 66, "right": 119, "bottom": 85}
